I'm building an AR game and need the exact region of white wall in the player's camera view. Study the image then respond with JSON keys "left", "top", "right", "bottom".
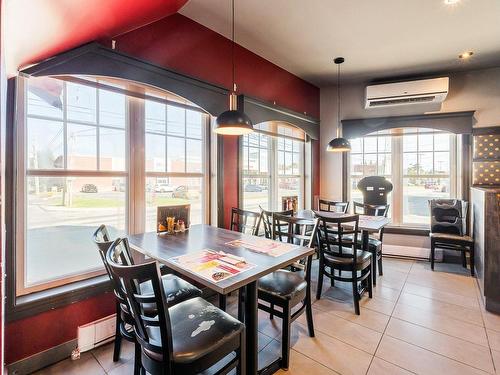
{"left": 320, "top": 66, "right": 500, "bottom": 200}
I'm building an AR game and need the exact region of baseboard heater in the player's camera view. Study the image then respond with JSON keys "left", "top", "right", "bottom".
{"left": 77, "top": 314, "right": 116, "bottom": 353}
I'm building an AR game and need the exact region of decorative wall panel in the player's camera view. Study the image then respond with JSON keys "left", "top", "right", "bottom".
{"left": 473, "top": 134, "right": 500, "bottom": 186}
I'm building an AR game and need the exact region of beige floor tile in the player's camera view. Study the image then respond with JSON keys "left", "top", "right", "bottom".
{"left": 275, "top": 349, "right": 340, "bottom": 375}
{"left": 372, "top": 285, "right": 402, "bottom": 302}
{"left": 376, "top": 335, "right": 489, "bottom": 375}
{"left": 258, "top": 309, "right": 282, "bottom": 339}
{"left": 295, "top": 307, "right": 382, "bottom": 354}
{"left": 289, "top": 324, "right": 373, "bottom": 375}
{"left": 380, "top": 258, "right": 414, "bottom": 273}
{"left": 360, "top": 295, "right": 397, "bottom": 315}
{"left": 404, "top": 282, "right": 480, "bottom": 310}
{"left": 313, "top": 297, "right": 390, "bottom": 333}
{"left": 375, "top": 274, "right": 406, "bottom": 291}
{"left": 393, "top": 302, "right": 489, "bottom": 347}
{"left": 386, "top": 318, "right": 495, "bottom": 373}
{"left": 491, "top": 350, "right": 500, "bottom": 374}
{"left": 33, "top": 352, "right": 105, "bottom": 375}
{"left": 488, "top": 329, "right": 500, "bottom": 351}
{"left": 107, "top": 359, "right": 134, "bottom": 375}
{"left": 368, "top": 357, "right": 414, "bottom": 375}
{"left": 483, "top": 310, "right": 500, "bottom": 333}
{"left": 398, "top": 292, "right": 484, "bottom": 326}
{"left": 406, "top": 273, "right": 477, "bottom": 298}
{"left": 92, "top": 340, "right": 135, "bottom": 372}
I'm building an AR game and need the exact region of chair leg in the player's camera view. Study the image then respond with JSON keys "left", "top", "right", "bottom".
{"left": 219, "top": 293, "right": 227, "bottom": 311}
{"left": 371, "top": 249, "right": 377, "bottom": 286}
{"left": 281, "top": 303, "right": 292, "bottom": 370}
{"left": 378, "top": 250, "right": 383, "bottom": 276}
{"left": 368, "top": 269, "right": 373, "bottom": 299}
{"left": 330, "top": 267, "right": 335, "bottom": 287}
{"left": 352, "top": 277, "right": 360, "bottom": 315}
{"left": 462, "top": 251, "right": 467, "bottom": 268}
{"left": 316, "top": 263, "right": 324, "bottom": 300}
{"left": 113, "top": 303, "right": 122, "bottom": 362}
{"left": 133, "top": 342, "right": 141, "bottom": 375}
{"left": 469, "top": 244, "right": 475, "bottom": 277}
{"left": 430, "top": 239, "right": 435, "bottom": 271}
{"left": 270, "top": 303, "right": 274, "bottom": 319}
{"left": 305, "top": 293, "right": 315, "bottom": 337}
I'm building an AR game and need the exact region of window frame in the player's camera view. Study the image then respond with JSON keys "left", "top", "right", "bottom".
{"left": 346, "top": 128, "right": 458, "bottom": 227}
{"left": 13, "top": 76, "right": 211, "bottom": 298}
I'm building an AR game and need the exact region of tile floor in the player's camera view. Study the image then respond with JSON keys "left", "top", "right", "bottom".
{"left": 33, "top": 257, "right": 500, "bottom": 375}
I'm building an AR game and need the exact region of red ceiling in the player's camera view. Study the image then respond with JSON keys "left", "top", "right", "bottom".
{"left": 3, "top": 0, "right": 188, "bottom": 74}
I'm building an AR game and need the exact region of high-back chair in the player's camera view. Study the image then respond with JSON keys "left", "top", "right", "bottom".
{"left": 315, "top": 213, "right": 372, "bottom": 315}
{"left": 429, "top": 199, "right": 474, "bottom": 275}
{"left": 259, "top": 206, "right": 294, "bottom": 239}
{"left": 357, "top": 176, "right": 393, "bottom": 205}
{"left": 230, "top": 207, "right": 261, "bottom": 235}
{"left": 318, "top": 199, "right": 349, "bottom": 214}
{"left": 106, "top": 241, "right": 246, "bottom": 375}
{"left": 352, "top": 202, "right": 389, "bottom": 285}
{"left": 257, "top": 214, "right": 319, "bottom": 369}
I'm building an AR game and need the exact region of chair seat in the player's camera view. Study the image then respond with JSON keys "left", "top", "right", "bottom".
{"left": 140, "top": 274, "right": 202, "bottom": 312}
{"left": 145, "top": 297, "right": 244, "bottom": 364}
{"left": 430, "top": 232, "right": 473, "bottom": 244}
{"left": 258, "top": 269, "right": 307, "bottom": 301}
{"left": 323, "top": 246, "right": 372, "bottom": 270}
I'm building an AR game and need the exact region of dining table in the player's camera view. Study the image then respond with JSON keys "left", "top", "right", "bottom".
{"left": 128, "top": 224, "right": 315, "bottom": 375}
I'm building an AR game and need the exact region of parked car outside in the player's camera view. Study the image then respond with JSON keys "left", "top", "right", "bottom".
{"left": 154, "top": 183, "right": 175, "bottom": 193}
{"left": 244, "top": 184, "right": 263, "bottom": 192}
{"left": 81, "top": 184, "right": 98, "bottom": 193}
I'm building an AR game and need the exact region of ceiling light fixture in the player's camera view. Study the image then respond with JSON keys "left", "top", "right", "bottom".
{"left": 459, "top": 51, "right": 474, "bottom": 59}
{"left": 326, "top": 57, "right": 351, "bottom": 152}
{"left": 214, "top": 0, "right": 253, "bottom": 135}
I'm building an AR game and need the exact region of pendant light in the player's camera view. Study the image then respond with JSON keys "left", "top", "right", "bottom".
{"left": 326, "top": 57, "right": 351, "bottom": 152}
{"left": 214, "top": 0, "right": 253, "bottom": 135}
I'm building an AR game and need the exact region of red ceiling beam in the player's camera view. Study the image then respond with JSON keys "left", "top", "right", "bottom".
{"left": 4, "top": 0, "right": 188, "bottom": 74}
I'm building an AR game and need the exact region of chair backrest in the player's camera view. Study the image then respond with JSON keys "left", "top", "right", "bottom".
{"left": 315, "top": 213, "right": 360, "bottom": 264}
{"left": 429, "top": 199, "right": 468, "bottom": 235}
{"left": 259, "top": 206, "right": 294, "bottom": 239}
{"left": 93, "top": 224, "right": 114, "bottom": 278}
{"left": 357, "top": 176, "right": 393, "bottom": 205}
{"left": 272, "top": 213, "right": 319, "bottom": 281}
{"left": 353, "top": 202, "right": 390, "bottom": 217}
{"left": 230, "top": 207, "right": 261, "bottom": 235}
{"left": 318, "top": 199, "right": 349, "bottom": 214}
{"left": 106, "top": 241, "right": 174, "bottom": 370}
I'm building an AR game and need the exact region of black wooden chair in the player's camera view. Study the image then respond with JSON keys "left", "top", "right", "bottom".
{"left": 230, "top": 207, "right": 261, "bottom": 235}
{"left": 257, "top": 214, "right": 319, "bottom": 370}
{"left": 429, "top": 199, "right": 474, "bottom": 275}
{"left": 259, "top": 206, "right": 294, "bottom": 239}
{"left": 93, "top": 226, "right": 201, "bottom": 373}
{"left": 318, "top": 199, "right": 349, "bottom": 213}
{"left": 106, "top": 239, "right": 246, "bottom": 375}
{"left": 315, "top": 213, "right": 373, "bottom": 315}
{"left": 351, "top": 202, "right": 389, "bottom": 285}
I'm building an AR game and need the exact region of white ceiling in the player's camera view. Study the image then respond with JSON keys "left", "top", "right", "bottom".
{"left": 180, "top": 0, "right": 500, "bottom": 87}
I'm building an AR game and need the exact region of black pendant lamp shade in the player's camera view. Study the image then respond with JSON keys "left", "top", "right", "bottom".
{"left": 326, "top": 57, "right": 351, "bottom": 152}
{"left": 214, "top": 0, "right": 253, "bottom": 135}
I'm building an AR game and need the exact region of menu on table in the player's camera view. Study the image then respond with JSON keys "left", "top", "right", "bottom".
{"left": 169, "top": 249, "right": 256, "bottom": 283}
{"left": 225, "top": 238, "right": 297, "bottom": 257}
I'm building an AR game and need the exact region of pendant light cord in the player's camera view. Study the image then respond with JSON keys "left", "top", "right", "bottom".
{"left": 232, "top": 0, "right": 235, "bottom": 92}
{"left": 337, "top": 62, "right": 341, "bottom": 138}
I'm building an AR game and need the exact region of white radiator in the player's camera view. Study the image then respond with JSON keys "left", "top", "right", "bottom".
{"left": 77, "top": 314, "right": 116, "bottom": 352}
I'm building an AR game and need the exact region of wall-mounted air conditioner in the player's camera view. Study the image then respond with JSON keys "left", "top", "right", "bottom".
{"left": 365, "top": 77, "right": 449, "bottom": 108}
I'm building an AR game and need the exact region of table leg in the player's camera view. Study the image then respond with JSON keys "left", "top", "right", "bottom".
{"left": 245, "top": 281, "right": 258, "bottom": 375}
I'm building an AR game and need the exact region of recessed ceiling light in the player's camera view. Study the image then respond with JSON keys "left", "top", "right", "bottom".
{"left": 459, "top": 51, "right": 474, "bottom": 59}
{"left": 444, "top": 0, "right": 460, "bottom": 4}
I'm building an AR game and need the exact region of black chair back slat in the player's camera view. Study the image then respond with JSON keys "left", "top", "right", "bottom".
{"left": 260, "top": 206, "right": 294, "bottom": 239}
{"left": 316, "top": 213, "right": 360, "bottom": 264}
{"left": 318, "top": 199, "right": 349, "bottom": 214}
{"left": 230, "top": 207, "right": 261, "bottom": 235}
{"left": 106, "top": 241, "right": 174, "bottom": 370}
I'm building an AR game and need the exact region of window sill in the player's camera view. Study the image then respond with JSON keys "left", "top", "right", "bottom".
{"left": 384, "top": 225, "right": 430, "bottom": 236}
{"left": 6, "top": 275, "right": 113, "bottom": 323}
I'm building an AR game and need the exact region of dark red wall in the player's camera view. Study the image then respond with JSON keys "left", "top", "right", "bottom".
{"left": 5, "top": 13, "right": 320, "bottom": 365}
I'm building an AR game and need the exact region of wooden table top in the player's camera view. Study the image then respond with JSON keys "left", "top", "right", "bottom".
{"left": 297, "top": 209, "right": 390, "bottom": 232}
{"left": 128, "top": 224, "right": 314, "bottom": 295}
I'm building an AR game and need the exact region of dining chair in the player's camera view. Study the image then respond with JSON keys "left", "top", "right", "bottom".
{"left": 93, "top": 226, "right": 202, "bottom": 371}
{"left": 257, "top": 214, "right": 319, "bottom": 370}
{"left": 318, "top": 199, "right": 349, "bottom": 213}
{"left": 259, "top": 206, "right": 294, "bottom": 239}
{"left": 315, "top": 213, "right": 373, "bottom": 315}
{"left": 106, "top": 240, "right": 246, "bottom": 375}
{"left": 429, "top": 199, "right": 474, "bottom": 275}
{"left": 351, "top": 202, "right": 389, "bottom": 285}
{"left": 230, "top": 207, "right": 261, "bottom": 235}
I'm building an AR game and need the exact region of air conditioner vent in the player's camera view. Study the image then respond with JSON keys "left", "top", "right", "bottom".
{"left": 369, "top": 95, "right": 436, "bottom": 107}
